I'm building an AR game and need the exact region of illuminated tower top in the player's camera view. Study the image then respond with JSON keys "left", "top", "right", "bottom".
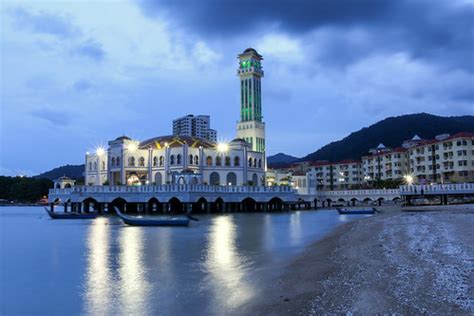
{"left": 236, "top": 48, "right": 265, "bottom": 153}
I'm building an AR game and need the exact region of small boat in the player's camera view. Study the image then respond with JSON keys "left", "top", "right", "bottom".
{"left": 114, "top": 207, "right": 190, "bottom": 227}
{"left": 337, "top": 207, "right": 376, "bottom": 215}
{"left": 44, "top": 207, "right": 97, "bottom": 219}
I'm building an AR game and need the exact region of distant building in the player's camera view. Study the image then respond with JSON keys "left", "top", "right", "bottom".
{"left": 308, "top": 160, "right": 363, "bottom": 190}
{"left": 172, "top": 114, "right": 217, "bottom": 142}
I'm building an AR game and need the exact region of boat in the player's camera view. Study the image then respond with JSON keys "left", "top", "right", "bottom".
{"left": 114, "top": 206, "right": 190, "bottom": 227}
{"left": 337, "top": 207, "right": 376, "bottom": 215}
{"left": 44, "top": 207, "right": 97, "bottom": 219}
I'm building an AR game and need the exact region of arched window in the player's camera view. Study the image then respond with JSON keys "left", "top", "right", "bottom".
{"left": 248, "top": 158, "right": 252, "bottom": 167}
{"left": 159, "top": 156, "right": 164, "bottom": 166}
{"left": 258, "top": 159, "right": 262, "bottom": 168}
{"left": 225, "top": 156, "right": 231, "bottom": 166}
{"left": 253, "top": 158, "right": 257, "bottom": 168}
{"left": 252, "top": 173, "right": 258, "bottom": 186}
{"left": 206, "top": 156, "right": 213, "bottom": 166}
{"left": 170, "top": 155, "right": 175, "bottom": 165}
{"left": 210, "top": 172, "right": 220, "bottom": 185}
{"left": 153, "top": 156, "right": 158, "bottom": 166}
{"left": 155, "top": 172, "right": 162, "bottom": 185}
{"left": 128, "top": 156, "right": 135, "bottom": 166}
{"left": 216, "top": 156, "right": 222, "bottom": 166}
{"left": 191, "top": 177, "right": 199, "bottom": 185}
{"left": 116, "top": 157, "right": 120, "bottom": 166}
{"left": 189, "top": 154, "right": 194, "bottom": 165}
{"left": 227, "top": 172, "right": 237, "bottom": 185}
{"left": 177, "top": 154, "right": 182, "bottom": 165}
{"left": 194, "top": 155, "right": 199, "bottom": 165}
{"left": 111, "top": 157, "right": 116, "bottom": 166}
{"left": 93, "top": 162, "right": 97, "bottom": 171}
{"left": 234, "top": 156, "right": 240, "bottom": 166}
{"left": 139, "top": 157, "right": 145, "bottom": 167}
{"left": 89, "top": 162, "right": 92, "bottom": 171}
{"left": 102, "top": 161, "right": 106, "bottom": 170}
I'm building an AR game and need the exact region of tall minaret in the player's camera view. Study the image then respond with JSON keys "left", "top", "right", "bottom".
{"left": 236, "top": 48, "right": 265, "bottom": 153}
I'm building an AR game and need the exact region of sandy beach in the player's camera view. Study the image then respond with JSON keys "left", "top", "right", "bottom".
{"left": 246, "top": 204, "right": 474, "bottom": 315}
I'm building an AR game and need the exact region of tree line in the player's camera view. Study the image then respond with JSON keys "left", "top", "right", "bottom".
{"left": 0, "top": 176, "right": 52, "bottom": 203}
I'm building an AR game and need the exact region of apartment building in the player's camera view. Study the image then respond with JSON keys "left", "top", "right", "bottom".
{"left": 307, "top": 160, "right": 363, "bottom": 190}
{"left": 362, "top": 145, "right": 409, "bottom": 182}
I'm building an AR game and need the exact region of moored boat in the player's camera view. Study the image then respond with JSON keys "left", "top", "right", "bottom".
{"left": 44, "top": 207, "right": 97, "bottom": 219}
{"left": 114, "top": 206, "right": 190, "bottom": 227}
{"left": 337, "top": 207, "right": 376, "bottom": 215}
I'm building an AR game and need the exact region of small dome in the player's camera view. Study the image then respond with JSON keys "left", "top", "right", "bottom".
{"left": 116, "top": 135, "right": 131, "bottom": 141}
{"left": 376, "top": 143, "right": 386, "bottom": 149}
{"left": 244, "top": 47, "right": 258, "bottom": 54}
{"left": 139, "top": 135, "right": 216, "bottom": 149}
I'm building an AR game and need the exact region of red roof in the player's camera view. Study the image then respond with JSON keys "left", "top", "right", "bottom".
{"left": 445, "top": 132, "right": 474, "bottom": 140}
{"left": 310, "top": 159, "right": 361, "bottom": 167}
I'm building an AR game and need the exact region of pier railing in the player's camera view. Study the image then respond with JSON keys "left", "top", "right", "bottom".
{"left": 400, "top": 183, "right": 474, "bottom": 195}
{"left": 49, "top": 184, "right": 295, "bottom": 196}
{"left": 318, "top": 189, "right": 400, "bottom": 197}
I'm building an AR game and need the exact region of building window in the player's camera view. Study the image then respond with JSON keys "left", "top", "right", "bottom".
{"left": 253, "top": 158, "right": 257, "bottom": 168}
{"left": 194, "top": 155, "right": 199, "bottom": 165}
{"left": 234, "top": 156, "right": 240, "bottom": 167}
{"left": 189, "top": 154, "right": 194, "bottom": 165}
{"left": 210, "top": 172, "right": 220, "bottom": 185}
{"left": 170, "top": 155, "right": 175, "bottom": 165}
{"left": 139, "top": 157, "right": 145, "bottom": 167}
{"left": 206, "top": 156, "right": 213, "bottom": 166}
{"left": 111, "top": 157, "right": 116, "bottom": 166}
{"left": 153, "top": 157, "right": 158, "bottom": 166}
{"left": 248, "top": 157, "right": 252, "bottom": 167}
{"left": 93, "top": 162, "right": 97, "bottom": 171}
{"left": 159, "top": 156, "right": 164, "bottom": 166}
{"left": 128, "top": 157, "right": 135, "bottom": 166}
{"left": 89, "top": 162, "right": 92, "bottom": 171}
{"left": 216, "top": 156, "right": 222, "bottom": 166}
{"left": 258, "top": 159, "right": 262, "bottom": 168}
{"left": 177, "top": 154, "right": 182, "bottom": 165}
{"left": 225, "top": 156, "right": 231, "bottom": 166}
{"left": 102, "top": 161, "right": 105, "bottom": 170}
{"left": 116, "top": 157, "right": 120, "bottom": 166}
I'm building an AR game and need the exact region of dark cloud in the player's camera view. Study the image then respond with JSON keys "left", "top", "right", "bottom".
{"left": 139, "top": 0, "right": 474, "bottom": 72}
{"left": 30, "top": 108, "right": 72, "bottom": 126}
{"left": 73, "top": 39, "right": 105, "bottom": 61}
{"left": 9, "top": 7, "right": 81, "bottom": 38}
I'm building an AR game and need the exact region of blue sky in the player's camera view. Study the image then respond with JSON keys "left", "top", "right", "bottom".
{"left": 0, "top": 0, "right": 473, "bottom": 176}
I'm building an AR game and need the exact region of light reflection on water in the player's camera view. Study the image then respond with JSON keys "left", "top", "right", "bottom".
{"left": 85, "top": 218, "right": 112, "bottom": 315}
{"left": 0, "top": 207, "right": 369, "bottom": 315}
{"left": 205, "top": 216, "right": 255, "bottom": 312}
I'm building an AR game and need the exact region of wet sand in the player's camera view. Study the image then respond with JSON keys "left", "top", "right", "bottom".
{"left": 246, "top": 204, "right": 474, "bottom": 315}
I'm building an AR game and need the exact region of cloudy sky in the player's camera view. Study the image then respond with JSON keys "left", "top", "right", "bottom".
{"left": 0, "top": 0, "right": 473, "bottom": 175}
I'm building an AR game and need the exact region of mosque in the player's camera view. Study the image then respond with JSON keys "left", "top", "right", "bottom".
{"left": 84, "top": 48, "right": 266, "bottom": 187}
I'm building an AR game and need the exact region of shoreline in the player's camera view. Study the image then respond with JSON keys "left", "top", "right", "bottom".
{"left": 245, "top": 204, "right": 474, "bottom": 315}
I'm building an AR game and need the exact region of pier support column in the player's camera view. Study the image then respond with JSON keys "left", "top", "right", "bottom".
{"left": 162, "top": 203, "right": 169, "bottom": 214}
{"left": 284, "top": 203, "right": 290, "bottom": 212}
{"left": 262, "top": 203, "right": 268, "bottom": 212}
{"left": 63, "top": 203, "right": 67, "bottom": 213}
{"left": 185, "top": 203, "right": 192, "bottom": 214}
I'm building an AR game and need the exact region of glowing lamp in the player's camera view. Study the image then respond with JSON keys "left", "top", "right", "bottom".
{"left": 96, "top": 147, "right": 105, "bottom": 157}
{"left": 217, "top": 142, "right": 229, "bottom": 153}
{"left": 126, "top": 141, "right": 138, "bottom": 153}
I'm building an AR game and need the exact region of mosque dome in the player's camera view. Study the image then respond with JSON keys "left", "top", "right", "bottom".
{"left": 244, "top": 47, "right": 258, "bottom": 54}
{"left": 138, "top": 135, "right": 216, "bottom": 150}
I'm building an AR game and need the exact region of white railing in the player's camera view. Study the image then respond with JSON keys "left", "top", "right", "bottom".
{"left": 400, "top": 183, "right": 474, "bottom": 195}
{"left": 49, "top": 184, "right": 295, "bottom": 195}
{"left": 317, "top": 189, "right": 400, "bottom": 197}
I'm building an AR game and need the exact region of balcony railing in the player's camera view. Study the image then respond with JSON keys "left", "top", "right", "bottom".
{"left": 400, "top": 183, "right": 474, "bottom": 195}
{"left": 49, "top": 184, "right": 296, "bottom": 195}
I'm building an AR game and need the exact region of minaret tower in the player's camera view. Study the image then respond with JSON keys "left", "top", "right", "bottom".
{"left": 236, "top": 48, "right": 265, "bottom": 153}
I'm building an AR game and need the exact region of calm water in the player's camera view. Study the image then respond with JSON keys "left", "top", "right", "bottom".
{"left": 0, "top": 207, "right": 365, "bottom": 315}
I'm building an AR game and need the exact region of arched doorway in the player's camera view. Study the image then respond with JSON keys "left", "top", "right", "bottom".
{"left": 268, "top": 197, "right": 283, "bottom": 212}
{"left": 242, "top": 197, "right": 257, "bottom": 212}
{"left": 169, "top": 197, "right": 183, "bottom": 214}
{"left": 111, "top": 197, "right": 127, "bottom": 213}
{"left": 213, "top": 197, "right": 224, "bottom": 213}
{"left": 148, "top": 197, "right": 162, "bottom": 213}
{"left": 83, "top": 197, "right": 99, "bottom": 213}
{"left": 210, "top": 172, "right": 220, "bottom": 185}
{"left": 193, "top": 197, "right": 208, "bottom": 213}
{"left": 226, "top": 172, "right": 237, "bottom": 186}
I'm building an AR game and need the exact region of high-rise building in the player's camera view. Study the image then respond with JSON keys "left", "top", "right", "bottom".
{"left": 236, "top": 48, "right": 265, "bottom": 153}
{"left": 172, "top": 114, "right": 217, "bottom": 142}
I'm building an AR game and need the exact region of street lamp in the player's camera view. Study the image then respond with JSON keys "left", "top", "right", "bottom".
{"left": 404, "top": 174, "right": 414, "bottom": 185}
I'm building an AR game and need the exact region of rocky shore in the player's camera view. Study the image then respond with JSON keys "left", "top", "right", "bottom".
{"left": 247, "top": 204, "right": 474, "bottom": 315}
